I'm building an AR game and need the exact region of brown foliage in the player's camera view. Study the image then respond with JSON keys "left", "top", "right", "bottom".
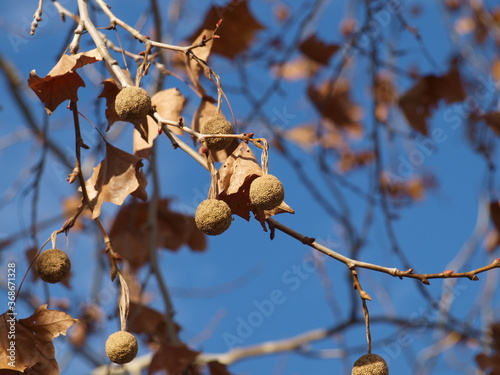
{"left": 84, "top": 142, "right": 148, "bottom": 219}
{"left": 398, "top": 64, "right": 466, "bottom": 135}
{"left": 190, "top": 0, "right": 264, "bottom": 60}
{"left": 109, "top": 199, "right": 206, "bottom": 270}
{"left": 28, "top": 49, "right": 102, "bottom": 115}
{"left": 0, "top": 305, "right": 78, "bottom": 374}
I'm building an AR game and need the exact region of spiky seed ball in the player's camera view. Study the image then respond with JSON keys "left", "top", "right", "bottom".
{"left": 105, "top": 331, "right": 138, "bottom": 364}
{"left": 249, "top": 174, "right": 285, "bottom": 210}
{"left": 36, "top": 249, "right": 71, "bottom": 284}
{"left": 115, "top": 86, "right": 151, "bottom": 122}
{"left": 200, "top": 116, "right": 235, "bottom": 151}
{"left": 351, "top": 354, "right": 389, "bottom": 375}
{"left": 195, "top": 199, "right": 232, "bottom": 236}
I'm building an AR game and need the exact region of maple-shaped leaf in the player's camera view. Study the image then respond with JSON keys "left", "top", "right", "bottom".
{"left": 109, "top": 199, "right": 206, "bottom": 270}
{"left": 208, "top": 361, "right": 233, "bottom": 375}
{"left": 149, "top": 343, "right": 200, "bottom": 375}
{"left": 210, "top": 143, "right": 293, "bottom": 222}
{"left": 192, "top": 98, "right": 239, "bottom": 163}
{"left": 0, "top": 305, "right": 78, "bottom": 374}
{"left": 189, "top": 0, "right": 264, "bottom": 59}
{"left": 98, "top": 76, "right": 150, "bottom": 141}
{"left": 308, "top": 79, "right": 363, "bottom": 136}
{"left": 134, "top": 88, "right": 187, "bottom": 159}
{"left": 28, "top": 49, "right": 103, "bottom": 115}
{"left": 398, "top": 64, "right": 466, "bottom": 135}
{"left": 299, "top": 34, "right": 339, "bottom": 65}
{"left": 84, "top": 142, "right": 148, "bottom": 219}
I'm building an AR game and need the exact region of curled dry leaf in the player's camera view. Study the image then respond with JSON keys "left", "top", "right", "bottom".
{"left": 189, "top": 0, "right": 264, "bottom": 60}
{"left": 135, "top": 88, "right": 187, "bottom": 159}
{"left": 398, "top": 63, "right": 466, "bottom": 135}
{"left": 210, "top": 142, "right": 294, "bottom": 224}
{"left": 299, "top": 34, "right": 339, "bottom": 65}
{"left": 308, "top": 79, "right": 363, "bottom": 136}
{"left": 149, "top": 342, "right": 200, "bottom": 375}
{"left": 84, "top": 142, "right": 148, "bottom": 219}
{"left": 109, "top": 199, "right": 206, "bottom": 270}
{"left": 0, "top": 305, "right": 78, "bottom": 374}
{"left": 28, "top": 49, "right": 103, "bottom": 115}
{"left": 192, "top": 98, "right": 239, "bottom": 162}
{"left": 117, "top": 273, "right": 130, "bottom": 332}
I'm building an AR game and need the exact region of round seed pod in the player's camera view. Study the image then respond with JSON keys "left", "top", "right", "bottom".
{"left": 249, "top": 174, "right": 285, "bottom": 210}
{"left": 105, "top": 331, "right": 138, "bottom": 364}
{"left": 36, "top": 249, "right": 71, "bottom": 284}
{"left": 195, "top": 199, "right": 232, "bottom": 236}
{"left": 351, "top": 354, "right": 389, "bottom": 375}
{"left": 200, "top": 116, "right": 235, "bottom": 151}
{"left": 115, "top": 86, "right": 151, "bottom": 122}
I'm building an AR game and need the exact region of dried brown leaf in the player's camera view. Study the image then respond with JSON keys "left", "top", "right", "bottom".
{"left": 84, "top": 142, "right": 148, "bottom": 219}
{"left": 337, "top": 150, "right": 375, "bottom": 173}
{"left": 189, "top": 0, "right": 264, "bottom": 60}
{"left": 308, "top": 79, "right": 363, "bottom": 135}
{"left": 208, "top": 361, "right": 233, "bottom": 375}
{"left": 0, "top": 305, "right": 78, "bottom": 374}
{"left": 118, "top": 273, "right": 130, "bottom": 332}
{"left": 98, "top": 77, "right": 122, "bottom": 129}
{"left": 134, "top": 88, "right": 187, "bottom": 159}
{"left": 210, "top": 143, "right": 293, "bottom": 222}
{"left": 273, "top": 56, "right": 320, "bottom": 81}
{"left": 28, "top": 49, "right": 103, "bottom": 115}
{"left": 398, "top": 64, "right": 466, "bottom": 135}
{"left": 109, "top": 199, "right": 206, "bottom": 270}
{"left": 493, "top": 59, "right": 500, "bottom": 82}
{"left": 299, "top": 34, "right": 339, "bottom": 65}
{"left": 481, "top": 112, "right": 500, "bottom": 136}
{"left": 284, "top": 124, "right": 318, "bottom": 148}
{"left": 210, "top": 142, "right": 262, "bottom": 220}
{"left": 149, "top": 343, "right": 200, "bottom": 375}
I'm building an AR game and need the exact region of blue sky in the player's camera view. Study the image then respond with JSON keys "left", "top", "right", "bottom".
{"left": 1, "top": 1, "right": 499, "bottom": 374}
